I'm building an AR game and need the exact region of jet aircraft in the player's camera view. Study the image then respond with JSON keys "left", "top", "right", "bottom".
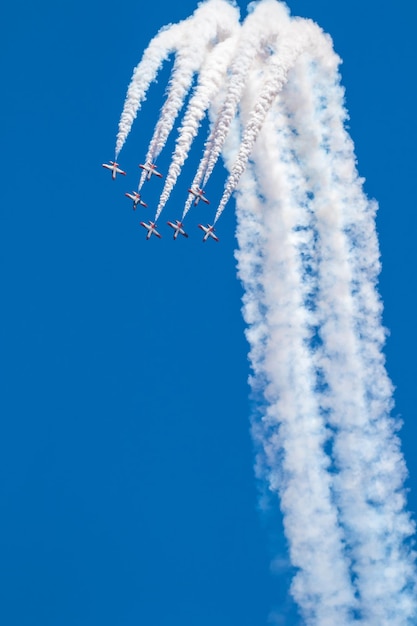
{"left": 125, "top": 191, "right": 148, "bottom": 209}
{"left": 188, "top": 186, "right": 210, "bottom": 206}
{"left": 167, "top": 220, "right": 189, "bottom": 239}
{"left": 139, "top": 163, "right": 163, "bottom": 181}
{"left": 102, "top": 161, "right": 126, "bottom": 180}
{"left": 198, "top": 224, "right": 219, "bottom": 242}
{"left": 140, "top": 220, "right": 162, "bottom": 240}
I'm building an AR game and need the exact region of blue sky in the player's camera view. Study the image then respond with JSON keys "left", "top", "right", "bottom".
{"left": 1, "top": 1, "right": 416, "bottom": 625}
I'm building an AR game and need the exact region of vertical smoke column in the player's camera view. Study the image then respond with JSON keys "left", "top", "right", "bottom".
{"left": 230, "top": 85, "right": 358, "bottom": 623}
{"left": 292, "top": 52, "right": 417, "bottom": 624}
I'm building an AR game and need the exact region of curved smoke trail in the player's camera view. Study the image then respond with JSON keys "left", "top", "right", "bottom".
{"left": 154, "top": 35, "right": 239, "bottom": 221}
{"left": 213, "top": 19, "right": 314, "bottom": 222}
{"left": 113, "top": 1, "right": 417, "bottom": 623}
{"left": 115, "top": 23, "right": 182, "bottom": 160}
{"left": 181, "top": 0, "right": 291, "bottom": 222}
{"left": 115, "top": 0, "right": 237, "bottom": 161}
{"left": 137, "top": 0, "right": 239, "bottom": 191}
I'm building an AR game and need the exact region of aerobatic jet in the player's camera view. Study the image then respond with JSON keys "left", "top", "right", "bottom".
{"left": 167, "top": 220, "right": 189, "bottom": 240}
{"left": 139, "top": 162, "right": 163, "bottom": 181}
{"left": 198, "top": 224, "right": 219, "bottom": 242}
{"left": 188, "top": 186, "right": 210, "bottom": 206}
{"left": 140, "top": 220, "right": 162, "bottom": 240}
{"left": 102, "top": 161, "right": 126, "bottom": 180}
{"left": 125, "top": 191, "right": 148, "bottom": 209}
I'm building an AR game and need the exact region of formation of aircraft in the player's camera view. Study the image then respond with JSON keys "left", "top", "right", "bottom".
{"left": 140, "top": 220, "right": 162, "bottom": 240}
{"left": 167, "top": 220, "right": 189, "bottom": 239}
{"left": 102, "top": 161, "right": 127, "bottom": 180}
{"left": 125, "top": 191, "right": 148, "bottom": 209}
{"left": 139, "top": 162, "right": 163, "bottom": 180}
{"left": 102, "top": 160, "right": 221, "bottom": 241}
{"left": 188, "top": 186, "right": 210, "bottom": 206}
{"left": 198, "top": 224, "right": 219, "bottom": 242}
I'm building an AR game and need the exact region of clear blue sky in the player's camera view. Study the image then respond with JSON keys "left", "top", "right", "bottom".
{"left": 1, "top": 1, "right": 416, "bottom": 624}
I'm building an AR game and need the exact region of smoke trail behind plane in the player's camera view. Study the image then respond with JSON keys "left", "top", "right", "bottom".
{"left": 113, "top": 1, "right": 417, "bottom": 623}
{"left": 154, "top": 35, "right": 239, "bottom": 220}
{"left": 137, "top": 0, "right": 239, "bottom": 191}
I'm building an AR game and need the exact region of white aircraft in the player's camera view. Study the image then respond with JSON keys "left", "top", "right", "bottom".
{"left": 188, "top": 186, "right": 210, "bottom": 206}
{"left": 125, "top": 191, "right": 148, "bottom": 209}
{"left": 140, "top": 220, "right": 162, "bottom": 240}
{"left": 167, "top": 220, "right": 189, "bottom": 239}
{"left": 198, "top": 223, "right": 219, "bottom": 242}
{"left": 139, "top": 162, "right": 163, "bottom": 180}
{"left": 102, "top": 161, "right": 126, "bottom": 180}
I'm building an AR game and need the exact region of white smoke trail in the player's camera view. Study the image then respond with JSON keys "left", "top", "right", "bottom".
{"left": 266, "top": 45, "right": 417, "bottom": 624}
{"left": 214, "top": 19, "right": 325, "bottom": 223}
{"left": 199, "top": 1, "right": 292, "bottom": 190}
{"left": 138, "top": 0, "right": 239, "bottom": 191}
{"left": 229, "top": 73, "right": 359, "bottom": 625}
{"left": 115, "top": 23, "right": 182, "bottom": 160}
{"left": 178, "top": 75, "right": 230, "bottom": 221}
{"left": 113, "top": 1, "right": 417, "bottom": 623}
{"left": 115, "top": 0, "right": 237, "bottom": 161}
{"left": 181, "top": 144, "right": 208, "bottom": 219}
{"left": 288, "top": 53, "right": 417, "bottom": 623}
{"left": 179, "top": 0, "right": 291, "bottom": 220}
{"left": 153, "top": 34, "right": 239, "bottom": 221}
{"left": 233, "top": 19, "right": 416, "bottom": 623}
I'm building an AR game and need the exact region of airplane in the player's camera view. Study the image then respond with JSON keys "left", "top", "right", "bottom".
{"left": 140, "top": 220, "right": 162, "bottom": 240}
{"left": 167, "top": 220, "right": 189, "bottom": 240}
{"left": 125, "top": 191, "right": 148, "bottom": 209}
{"left": 139, "top": 162, "right": 163, "bottom": 181}
{"left": 198, "top": 223, "right": 219, "bottom": 242}
{"left": 188, "top": 186, "right": 210, "bottom": 206}
{"left": 102, "top": 161, "right": 126, "bottom": 180}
